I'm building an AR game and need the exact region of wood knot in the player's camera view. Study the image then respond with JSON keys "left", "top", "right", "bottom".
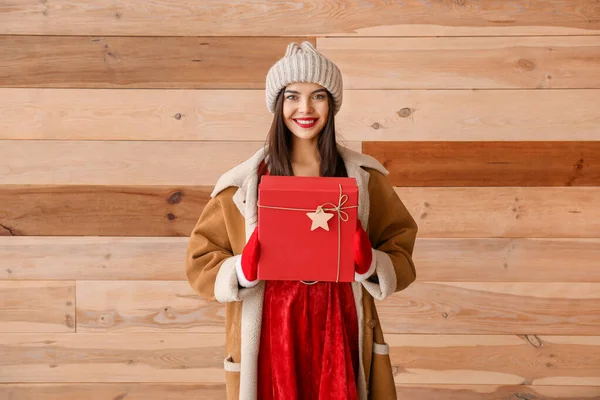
{"left": 574, "top": 158, "right": 584, "bottom": 170}
{"left": 397, "top": 108, "right": 413, "bottom": 118}
{"left": 454, "top": 0, "right": 466, "bottom": 5}
{"left": 371, "top": 122, "right": 380, "bottom": 130}
{"left": 514, "top": 393, "right": 534, "bottom": 400}
{"left": 168, "top": 191, "right": 183, "bottom": 204}
{"left": 442, "top": 312, "right": 448, "bottom": 318}
{"left": 174, "top": 113, "right": 182, "bottom": 120}
{"left": 167, "top": 213, "right": 176, "bottom": 221}
{"left": 517, "top": 59, "right": 536, "bottom": 71}
{"left": 525, "top": 334, "right": 543, "bottom": 348}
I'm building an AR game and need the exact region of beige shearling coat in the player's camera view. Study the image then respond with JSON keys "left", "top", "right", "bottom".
{"left": 186, "top": 145, "right": 418, "bottom": 400}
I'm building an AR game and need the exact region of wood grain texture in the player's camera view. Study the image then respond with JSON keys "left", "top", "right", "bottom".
{"left": 0, "top": 384, "right": 227, "bottom": 400}
{"left": 2, "top": 1, "right": 599, "bottom": 36}
{"left": 380, "top": 282, "right": 600, "bottom": 335}
{"left": 318, "top": 37, "right": 600, "bottom": 89}
{"left": 2, "top": 384, "right": 599, "bottom": 400}
{"left": 3, "top": 88, "right": 600, "bottom": 142}
{"left": 0, "top": 281, "right": 75, "bottom": 333}
{"left": 394, "top": 385, "right": 600, "bottom": 399}
{"left": 0, "top": 333, "right": 225, "bottom": 383}
{"left": 398, "top": 187, "right": 600, "bottom": 238}
{"left": 414, "top": 238, "right": 600, "bottom": 282}
{"left": 76, "top": 281, "right": 224, "bottom": 333}
{"left": 0, "top": 141, "right": 261, "bottom": 186}
{"left": 71, "top": 281, "right": 600, "bottom": 335}
{"left": 339, "top": 89, "right": 600, "bottom": 142}
{"left": 0, "top": 36, "right": 310, "bottom": 88}
{"left": 0, "top": 237, "right": 189, "bottom": 280}
{"left": 2, "top": 186, "right": 599, "bottom": 238}
{"left": 388, "top": 335, "right": 600, "bottom": 386}
{"left": 0, "top": 185, "right": 210, "bottom": 237}
{"left": 364, "top": 141, "right": 599, "bottom": 187}
{"left": 4, "top": 237, "right": 600, "bottom": 282}
{"left": 1, "top": 333, "right": 598, "bottom": 386}
{"left": 0, "top": 140, "right": 361, "bottom": 185}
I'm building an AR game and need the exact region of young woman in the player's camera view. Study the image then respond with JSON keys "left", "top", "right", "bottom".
{"left": 186, "top": 41, "right": 418, "bottom": 400}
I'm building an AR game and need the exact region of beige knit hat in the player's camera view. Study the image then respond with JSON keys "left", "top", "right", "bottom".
{"left": 265, "top": 41, "right": 343, "bottom": 115}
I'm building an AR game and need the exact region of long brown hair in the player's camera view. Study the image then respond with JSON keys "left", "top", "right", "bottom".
{"left": 264, "top": 88, "right": 347, "bottom": 178}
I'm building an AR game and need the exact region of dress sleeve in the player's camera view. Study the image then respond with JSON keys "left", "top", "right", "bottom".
{"left": 362, "top": 170, "right": 418, "bottom": 300}
{"left": 185, "top": 192, "right": 248, "bottom": 303}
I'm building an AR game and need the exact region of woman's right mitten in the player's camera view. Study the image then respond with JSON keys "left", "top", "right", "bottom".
{"left": 235, "top": 227, "right": 260, "bottom": 287}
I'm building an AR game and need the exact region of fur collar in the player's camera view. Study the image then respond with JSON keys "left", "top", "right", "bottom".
{"left": 211, "top": 145, "right": 388, "bottom": 198}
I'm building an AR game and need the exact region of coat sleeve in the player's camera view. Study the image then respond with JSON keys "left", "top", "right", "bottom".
{"left": 362, "top": 170, "right": 418, "bottom": 300}
{"left": 185, "top": 190, "right": 250, "bottom": 303}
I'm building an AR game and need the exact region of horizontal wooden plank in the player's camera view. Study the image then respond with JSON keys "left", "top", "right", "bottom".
{"left": 2, "top": 384, "right": 599, "bottom": 400}
{"left": 76, "top": 281, "right": 224, "bottom": 333}
{"left": 3, "top": 88, "right": 600, "bottom": 142}
{"left": 318, "top": 37, "right": 600, "bottom": 89}
{"left": 0, "top": 333, "right": 225, "bottom": 383}
{"left": 380, "top": 283, "right": 600, "bottom": 335}
{"left": 0, "top": 185, "right": 210, "bottom": 236}
{"left": 0, "top": 141, "right": 261, "bottom": 186}
{"left": 0, "top": 237, "right": 189, "bottom": 280}
{"left": 1, "top": 333, "right": 598, "bottom": 385}
{"left": 2, "top": 1, "right": 599, "bottom": 36}
{"left": 0, "top": 281, "right": 75, "bottom": 333}
{"left": 0, "top": 384, "right": 227, "bottom": 400}
{"left": 399, "top": 187, "right": 600, "bottom": 238}
{"left": 415, "top": 238, "right": 600, "bottom": 282}
{"left": 75, "top": 281, "right": 600, "bottom": 335}
{"left": 389, "top": 335, "right": 600, "bottom": 386}
{"left": 340, "top": 89, "right": 600, "bottom": 142}
{"left": 0, "top": 37, "right": 310, "bottom": 88}
{"left": 364, "top": 141, "right": 600, "bottom": 186}
{"left": 4, "top": 237, "right": 600, "bottom": 282}
{"left": 2, "top": 186, "right": 599, "bottom": 238}
{"left": 395, "top": 385, "right": 600, "bottom": 399}
{"left": 0, "top": 140, "right": 360, "bottom": 185}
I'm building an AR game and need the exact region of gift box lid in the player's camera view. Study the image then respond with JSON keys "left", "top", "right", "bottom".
{"left": 260, "top": 175, "right": 357, "bottom": 190}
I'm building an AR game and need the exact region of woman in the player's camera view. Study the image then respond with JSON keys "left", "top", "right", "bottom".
{"left": 186, "top": 41, "right": 418, "bottom": 400}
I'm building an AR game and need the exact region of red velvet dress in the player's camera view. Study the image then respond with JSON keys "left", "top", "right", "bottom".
{"left": 257, "top": 165, "right": 360, "bottom": 400}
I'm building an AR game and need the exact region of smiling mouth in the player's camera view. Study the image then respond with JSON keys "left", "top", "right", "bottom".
{"left": 293, "top": 118, "right": 318, "bottom": 128}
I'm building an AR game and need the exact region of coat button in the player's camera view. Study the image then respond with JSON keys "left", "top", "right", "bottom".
{"left": 368, "top": 319, "right": 377, "bottom": 328}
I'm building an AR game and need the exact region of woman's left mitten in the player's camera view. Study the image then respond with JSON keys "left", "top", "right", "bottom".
{"left": 354, "top": 220, "right": 376, "bottom": 282}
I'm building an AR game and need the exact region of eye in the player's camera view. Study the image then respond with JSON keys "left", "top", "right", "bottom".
{"left": 314, "top": 94, "right": 326, "bottom": 100}
{"left": 285, "top": 94, "right": 298, "bottom": 101}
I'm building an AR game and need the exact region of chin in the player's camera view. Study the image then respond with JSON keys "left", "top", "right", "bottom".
{"left": 286, "top": 124, "right": 326, "bottom": 142}
{"left": 292, "top": 131, "right": 320, "bottom": 141}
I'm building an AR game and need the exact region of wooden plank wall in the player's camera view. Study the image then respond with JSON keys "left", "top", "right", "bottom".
{"left": 1, "top": 1, "right": 600, "bottom": 399}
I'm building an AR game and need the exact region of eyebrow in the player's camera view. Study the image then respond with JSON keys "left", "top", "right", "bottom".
{"left": 284, "top": 89, "right": 327, "bottom": 95}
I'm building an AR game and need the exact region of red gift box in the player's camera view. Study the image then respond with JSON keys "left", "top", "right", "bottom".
{"left": 257, "top": 175, "right": 358, "bottom": 282}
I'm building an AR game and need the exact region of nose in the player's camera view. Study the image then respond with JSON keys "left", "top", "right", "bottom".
{"left": 298, "top": 97, "right": 314, "bottom": 114}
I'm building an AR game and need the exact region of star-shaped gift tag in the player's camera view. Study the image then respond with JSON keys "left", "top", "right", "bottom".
{"left": 306, "top": 208, "right": 334, "bottom": 231}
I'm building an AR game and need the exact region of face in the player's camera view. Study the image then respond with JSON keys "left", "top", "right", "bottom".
{"left": 282, "top": 82, "right": 329, "bottom": 142}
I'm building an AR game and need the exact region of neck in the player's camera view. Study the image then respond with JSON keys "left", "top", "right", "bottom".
{"left": 291, "top": 136, "right": 320, "bottom": 166}
{"left": 290, "top": 136, "right": 320, "bottom": 176}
